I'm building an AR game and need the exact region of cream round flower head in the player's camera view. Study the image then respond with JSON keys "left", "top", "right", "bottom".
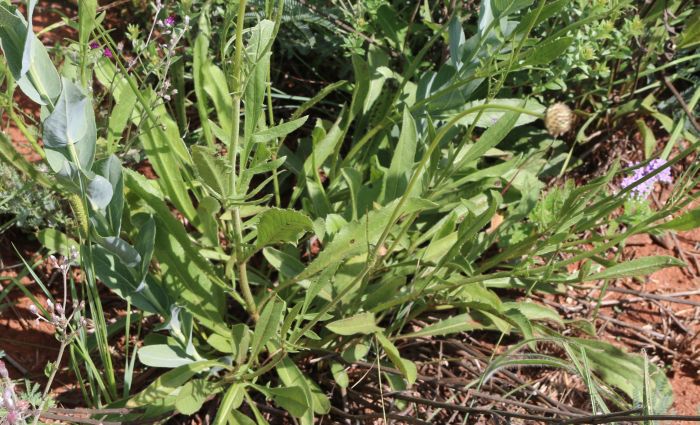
{"left": 544, "top": 102, "right": 574, "bottom": 137}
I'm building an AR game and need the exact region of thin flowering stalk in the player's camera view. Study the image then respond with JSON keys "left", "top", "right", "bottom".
{"left": 122, "top": 0, "right": 166, "bottom": 76}
{"left": 31, "top": 257, "right": 85, "bottom": 425}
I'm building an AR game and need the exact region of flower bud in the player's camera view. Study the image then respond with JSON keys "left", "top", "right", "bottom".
{"left": 3, "top": 387, "right": 15, "bottom": 410}
{"left": 28, "top": 304, "right": 37, "bottom": 315}
{"left": 0, "top": 360, "right": 8, "bottom": 379}
{"left": 7, "top": 410, "right": 18, "bottom": 424}
{"left": 544, "top": 102, "right": 574, "bottom": 137}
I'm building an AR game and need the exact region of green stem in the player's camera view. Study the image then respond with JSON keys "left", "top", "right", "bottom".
{"left": 33, "top": 338, "right": 69, "bottom": 425}
{"left": 228, "top": 0, "right": 258, "bottom": 321}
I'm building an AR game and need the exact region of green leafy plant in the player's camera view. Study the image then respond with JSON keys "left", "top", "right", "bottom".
{"left": 0, "top": 0, "right": 699, "bottom": 423}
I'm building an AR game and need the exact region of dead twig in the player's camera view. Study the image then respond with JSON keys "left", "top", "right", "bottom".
{"left": 605, "top": 286, "right": 700, "bottom": 307}
{"left": 663, "top": 76, "right": 700, "bottom": 132}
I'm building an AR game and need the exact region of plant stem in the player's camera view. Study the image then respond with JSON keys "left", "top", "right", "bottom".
{"left": 228, "top": 0, "right": 258, "bottom": 321}
{"left": 32, "top": 339, "right": 68, "bottom": 425}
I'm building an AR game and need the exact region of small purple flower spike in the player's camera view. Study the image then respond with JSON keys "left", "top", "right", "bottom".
{"left": 89, "top": 41, "right": 99, "bottom": 49}
{"left": 164, "top": 15, "right": 176, "bottom": 26}
{"left": 620, "top": 158, "right": 673, "bottom": 199}
{"left": 104, "top": 48, "right": 114, "bottom": 58}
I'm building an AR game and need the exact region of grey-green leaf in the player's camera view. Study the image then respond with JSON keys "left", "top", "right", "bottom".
{"left": 138, "top": 344, "right": 196, "bottom": 368}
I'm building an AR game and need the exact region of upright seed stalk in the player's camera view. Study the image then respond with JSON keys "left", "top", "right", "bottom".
{"left": 228, "top": 0, "right": 258, "bottom": 321}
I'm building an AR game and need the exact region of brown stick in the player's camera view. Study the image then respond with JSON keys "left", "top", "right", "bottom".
{"left": 663, "top": 76, "right": 700, "bottom": 132}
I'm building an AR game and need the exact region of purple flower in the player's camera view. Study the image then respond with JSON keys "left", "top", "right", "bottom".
{"left": 620, "top": 158, "right": 672, "bottom": 199}
{"left": 164, "top": 15, "right": 176, "bottom": 26}
{"left": 89, "top": 41, "right": 100, "bottom": 49}
{"left": 104, "top": 48, "right": 113, "bottom": 58}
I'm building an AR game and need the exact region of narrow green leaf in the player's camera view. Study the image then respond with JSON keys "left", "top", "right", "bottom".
{"left": 586, "top": 256, "right": 685, "bottom": 281}
{"left": 326, "top": 312, "right": 382, "bottom": 336}
{"left": 375, "top": 333, "right": 417, "bottom": 385}
{"left": 250, "top": 298, "right": 285, "bottom": 359}
{"left": 658, "top": 208, "right": 700, "bottom": 231}
{"left": 524, "top": 36, "right": 574, "bottom": 66}
{"left": 383, "top": 107, "right": 417, "bottom": 203}
{"left": 459, "top": 110, "right": 521, "bottom": 165}
{"left": 252, "top": 117, "right": 308, "bottom": 144}
{"left": 214, "top": 384, "right": 246, "bottom": 425}
{"left": 401, "top": 313, "right": 483, "bottom": 338}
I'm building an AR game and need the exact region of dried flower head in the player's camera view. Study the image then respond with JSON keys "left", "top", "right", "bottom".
{"left": 620, "top": 159, "right": 673, "bottom": 199}
{"left": 544, "top": 102, "right": 574, "bottom": 137}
